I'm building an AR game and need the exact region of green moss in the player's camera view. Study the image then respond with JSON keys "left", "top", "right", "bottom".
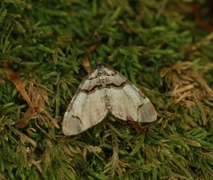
{"left": 0, "top": 0, "right": 213, "bottom": 179}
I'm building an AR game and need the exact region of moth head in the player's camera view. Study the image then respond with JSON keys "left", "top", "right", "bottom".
{"left": 96, "top": 61, "right": 104, "bottom": 69}
{"left": 95, "top": 62, "right": 116, "bottom": 76}
{"left": 95, "top": 62, "right": 106, "bottom": 75}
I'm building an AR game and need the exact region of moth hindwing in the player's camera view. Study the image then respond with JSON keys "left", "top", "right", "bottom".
{"left": 62, "top": 62, "right": 157, "bottom": 136}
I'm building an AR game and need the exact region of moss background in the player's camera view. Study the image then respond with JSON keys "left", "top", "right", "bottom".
{"left": 0, "top": 0, "right": 213, "bottom": 179}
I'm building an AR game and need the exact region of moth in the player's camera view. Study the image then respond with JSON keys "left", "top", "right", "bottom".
{"left": 62, "top": 62, "right": 157, "bottom": 136}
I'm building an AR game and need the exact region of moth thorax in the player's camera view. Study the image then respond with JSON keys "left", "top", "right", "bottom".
{"left": 99, "top": 75, "right": 107, "bottom": 87}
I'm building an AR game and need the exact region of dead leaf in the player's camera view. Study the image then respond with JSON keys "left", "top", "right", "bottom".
{"left": 3, "top": 60, "right": 35, "bottom": 113}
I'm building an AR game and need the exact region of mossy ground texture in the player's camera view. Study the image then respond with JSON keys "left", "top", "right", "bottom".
{"left": 0, "top": 0, "right": 213, "bottom": 179}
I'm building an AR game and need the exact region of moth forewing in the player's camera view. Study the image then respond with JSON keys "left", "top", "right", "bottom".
{"left": 62, "top": 90, "right": 109, "bottom": 136}
{"left": 62, "top": 62, "right": 157, "bottom": 136}
{"left": 108, "top": 83, "right": 157, "bottom": 123}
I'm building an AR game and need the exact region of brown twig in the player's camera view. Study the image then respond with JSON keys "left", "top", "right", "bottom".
{"left": 3, "top": 60, "right": 35, "bottom": 113}
{"left": 82, "top": 44, "right": 99, "bottom": 74}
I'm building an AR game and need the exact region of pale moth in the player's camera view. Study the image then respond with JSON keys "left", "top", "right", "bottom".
{"left": 62, "top": 62, "right": 157, "bottom": 136}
